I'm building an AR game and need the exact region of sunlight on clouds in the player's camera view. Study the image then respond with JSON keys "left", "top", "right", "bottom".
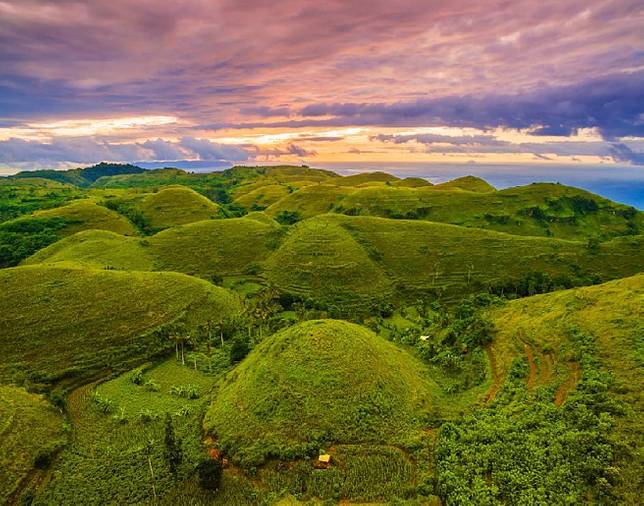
{"left": 22, "top": 115, "right": 179, "bottom": 137}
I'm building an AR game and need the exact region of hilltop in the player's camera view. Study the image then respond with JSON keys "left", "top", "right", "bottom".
{"left": 12, "top": 162, "right": 145, "bottom": 187}
{"left": 205, "top": 319, "right": 436, "bottom": 467}
{"left": 138, "top": 185, "right": 224, "bottom": 229}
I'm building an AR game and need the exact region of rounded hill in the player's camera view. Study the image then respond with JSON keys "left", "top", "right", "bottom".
{"left": 139, "top": 185, "right": 223, "bottom": 229}
{"left": 264, "top": 217, "right": 392, "bottom": 304}
{"left": 0, "top": 264, "right": 241, "bottom": 386}
{"left": 204, "top": 319, "right": 436, "bottom": 467}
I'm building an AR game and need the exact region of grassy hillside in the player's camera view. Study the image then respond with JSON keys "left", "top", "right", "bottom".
{"left": 0, "top": 178, "right": 82, "bottom": 223}
{"left": 25, "top": 230, "right": 154, "bottom": 270}
{"left": 0, "top": 264, "right": 241, "bottom": 388}
{"left": 435, "top": 275, "right": 644, "bottom": 504}
{"left": 13, "top": 163, "right": 145, "bottom": 187}
{"left": 205, "top": 319, "right": 437, "bottom": 467}
{"left": 138, "top": 185, "right": 223, "bottom": 230}
{"left": 333, "top": 171, "right": 400, "bottom": 186}
{"left": 486, "top": 274, "right": 644, "bottom": 502}
{"left": 33, "top": 199, "right": 137, "bottom": 236}
{"left": 434, "top": 175, "right": 496, "bottom": 192}
{"left": 0, "top": 386, "right": 65, "bottom": 504}
{"left": 269, "top": 214, "right": 643, "bottom": 302}
{"left": 0, "top": 199, "right": 138, "bottom": 268}
{"left": 150, "top": 217, "right": 284, "bottom": 278}
{"left": 264, "top": 218, "right": 393, "bottom": 305}
{"left": 267, "top": 181, "right": 641, "bottom": 240}
{"left": 26, "top": 213, "right": 643, "bottom": 309}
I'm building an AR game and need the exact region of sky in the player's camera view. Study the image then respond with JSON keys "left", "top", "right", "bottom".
{"left": 0, "top": 1, "right": 643, "bottom": 204}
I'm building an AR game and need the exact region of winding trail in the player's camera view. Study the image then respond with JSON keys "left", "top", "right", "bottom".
{"left": 554, "top": 363, "right": 580, "bottom": 407}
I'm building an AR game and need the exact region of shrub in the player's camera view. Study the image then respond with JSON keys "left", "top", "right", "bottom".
{"left": 144, "top": 380, "right": 160, "bottom": 392}
{"left": 197, "top": 458, "right": 223, "bottom": 490}
{"left": 230, "top": 336, "right": 250, "bottom": 364}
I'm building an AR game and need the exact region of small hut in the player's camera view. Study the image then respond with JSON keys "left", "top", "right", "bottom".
{"left": 314, "top": 454, "right": 332, "bottom": 469}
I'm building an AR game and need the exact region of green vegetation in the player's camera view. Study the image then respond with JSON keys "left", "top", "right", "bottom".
{"left": 0, "top": 264, "right": 241, "bottom": 388}
{"left": 12, "top": 162, "right": 146, "bottom": 187}
{"left": 0, "top": 385, "right": 65, "bottom": 504}
{"left": 0, "top": 163, "right": 642, "bottom": 504}
{"left": 205, "top": 320, "right": 436, "bottom": 468}
{"left": 138, "top": 185, "right": 223, "bottom": 230}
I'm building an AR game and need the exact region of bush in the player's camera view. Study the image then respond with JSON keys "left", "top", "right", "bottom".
{"left": 144, "top": 380, "right": 160, "bottom": 392}
{"left": 275, "top": 210, "right": 302, "bottom": 225}
{"left": 197, "top": 458, "right": 223, "bottom": 490}
{"left": 230, "top": 336, "right": 250, "bottom": 364}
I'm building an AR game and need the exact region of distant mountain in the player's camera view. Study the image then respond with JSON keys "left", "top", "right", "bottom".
{"left": 12, "top": 162, "right": 146, "bottom": 187}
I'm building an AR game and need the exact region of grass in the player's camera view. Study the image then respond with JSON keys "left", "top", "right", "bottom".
{"left": 150, "top": 217, "right": 284, "bottom": 278}
{"left": 267, "top": 180, "right": 641, "bottom": 240}
{"left": 204, "top": 319, "right": 438, "bottom": 468}
{"left": 289, "top": 214, "right": 643, "bottom": 302}
{"left": 264, "top": 218, "right": 393, "bottom": 305}
{"left": 434, "top": 175, "right": 496, "bottom": 192}
{"left": 33, "top": 199, "right": 137, "bottom": 236}
{"left": 25, "top": 230, "right": 154, "bottom": 270}
{"left": 0, "top": 264, "right": 241, "bottom": 388}
{"left": 484, "top": 273, "right": 644, "bottom": 503}
{"left": 33, "top": 359, "right": 219, "bottom": 505}
{"left": 25, "top": 213, "right": 643, "bottom": 310}
{"left": 138, "top": 185, "right": 223, "bottom": 230}
{"left": 0, "top": 385, "right": 65, "bottom": 504}
{"left": 0, "top": 177, "right": 83, "bottom": 223}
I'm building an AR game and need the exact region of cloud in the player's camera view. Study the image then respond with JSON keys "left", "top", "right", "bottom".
{"left": 0, "top": 136, "right": 251, "bottom": 165}
{"left": 177, "top": 136, "right": 249, "bottom": 161}
{"left": 373, "top": 131, "right": 644, "bottom": 164}
{"left": 295, "top": 71, "right": 644, "bottom": 138}
{"left": 254, "top": 143, "right": 317, "bottom": 159}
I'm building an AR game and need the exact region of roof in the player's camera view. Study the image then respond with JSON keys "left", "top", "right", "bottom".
{"left": 318, "top": 454, "right": 331, "bottom": 463}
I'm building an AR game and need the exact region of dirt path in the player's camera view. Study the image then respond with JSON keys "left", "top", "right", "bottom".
{"left": 555, "top": 363, "right": 580, "bottom": 407}
{"left": 484, "top": 346, "right": 501, "bottom": 403}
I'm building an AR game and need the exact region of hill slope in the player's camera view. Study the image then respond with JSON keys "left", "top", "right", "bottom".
{"left": 464, "top": 274, "right": 644, "bottom": 503}
{"left": 264, "top": 218, "right": 393, "bottom": 305}
{"left": 0, "top": 386, "right": 65, "bottom": 503}
{"left": 12, "top": 163, "right": 145, "bottom": 187}
{"left": 205, "top": 319, "right": 436, "bottom": 467}
{"left": 0, "top": 264, "right": 241, "bottom": 387}
{"left": 138, "top": 185, "right": 223, "bottom": 229}
{"left": 267, "top": 181, "right": 641, "bottom": 240}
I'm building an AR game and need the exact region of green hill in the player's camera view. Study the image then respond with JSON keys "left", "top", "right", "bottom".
{"left": 266, "top": 181, "right": 641, "bottom": 240}
{"left": 138, "top": 185, "right": 223, "bottom": 229}
{"left": 434, "top": 175, "right": 496, "bottom": 192}
{"left": 204, "top": 319, "right": 436, "bottom": 467}
{"left": 25, "top": 213, "right": 643, "bottom": 307}
{"left": 33, "top": 199, "right": 137, "bottom": 236}
{"left": 0, "top": 264, "right": 241, "bottom": 388}
{"left": 0, "top": 199, "right": 138, "bottom": 268}
{"left": 12, "top": 163, "right": 145, "bottom": 187}
{"left": 150, "top": 217, "right": 284, "bottom": 278}
{"left": 0, "top": 177, "right": 82, "bottom": 223}
{"left": 440, "top": 274, "right": 644, "bottom": 504}
{"left": 0, "top": 386, "right": 65, "bottom": 504}
{"left": 333, "top": 171, "right": 400, "bottom": 186}
{"left": 393, "top": 177, "right": 433, "bottom": 188}
{"left": 24, "top": 230, "right": 153, "bottom": 270}
{"left": 92, "top": 168, "right": 190, "bottom": 188}
{"left": 264, "top": 218, "right": 393, "bottom": 305}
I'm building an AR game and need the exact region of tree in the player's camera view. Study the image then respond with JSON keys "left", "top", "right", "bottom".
{"left": 197, "top": 458, "right": 222, "bottom": 490}
{"left": 164, "top": 414, "right": 183, "bottom": 479}
{"left": 230, "top": 336, "right": 250, "bottom": 364}
{"left": 248, "top": 288, "right": 282, "bottom": 341}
